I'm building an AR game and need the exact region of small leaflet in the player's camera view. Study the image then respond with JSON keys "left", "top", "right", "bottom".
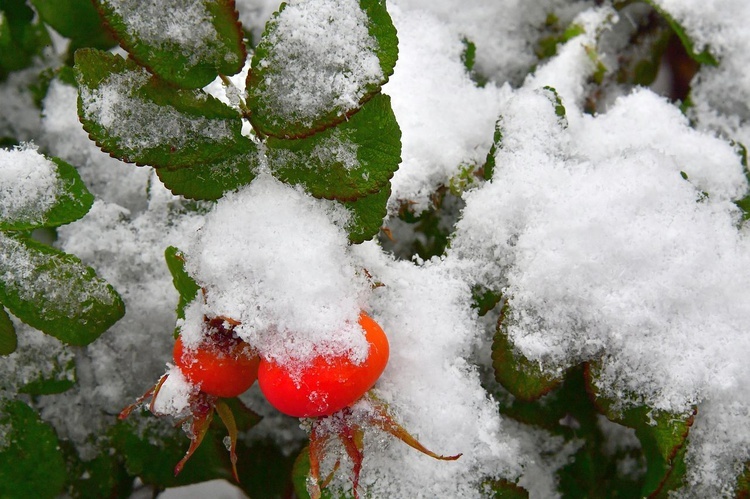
{"left": 94, "top": 0, "right": 246, "bottom": 88}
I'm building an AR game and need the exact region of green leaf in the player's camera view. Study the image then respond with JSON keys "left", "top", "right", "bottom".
{"left": 483, "top": 118, "right": 502, "bottom": 181}
{"left": 0, "top": 399, "right": 67, "bottom": 498}
{"left": 111, "top": 415, "right": 233, "bottom": 487}
{"left": 643, "top": 0, "right": 718, "bottom": 66}
{"left": 18, "top": 355, "right": 76, "bottom": 395}
{"left": 292, "top": 446, "right": 350, "bottom": 499}
{"left": 0, "top": 232, "right": 125, "bottom": 346}
{"left": 586, "top": 362, "right": 695, "bottom": 497}
{"left": 236, "top": 439, "right": 301, "bottom": 499}
{"left": 60, "top": 441, "right": 134, "bottom": 499}
{"left": 486, "top": 479, "right": 529, "bottom": 498}
{"left": 155, "top": 151, "right": 257, "bottom": 200}
{"left": 342, "top": 183, "right": 390, "bottom": 243}
{"left": 471, "top": 286, "right": 502, "bottom": 316}
{"left": 541, "top": 86, "right": 567, "bottom": 122}
{"left": 30, "top": 0, "right": 117, "bottom": 53}
{"left": 247, "top": 0, "right": 398, "bottom": 138}
{"left": 0, "top": 306, "right": 16, "bottom": 355}
{"left": 75, "top": 48, "right": 255, "bottom": 170}
{"left": 92, "top": 0, "right": 246, "bottom": 88}
{"left": 0, "top": 151, "right": 94, "bottom": 231}
{"left": 492, "top": 304, "right": 562, "bottom": 401}
{"left": 265, "top": 93, "right": 401, "bottom": 201}
{"left": 736, "top": 462, "right": 750, "bottom": 497}
{"left": 0, "top": 0, "right": 51, "bottom": 77}
{"left": 165, "top": 246, "right": 201, "bottom": 336}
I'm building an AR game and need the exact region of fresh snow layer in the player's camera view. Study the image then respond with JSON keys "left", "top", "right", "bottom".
{"left": 448, "top": 80, "right": 750, "bottom": 495}
{"left": 183, "top": 174, "right": 370, "bottom": 367}
{"left": 383, "top": 5, "right": 508, "bottom": 213}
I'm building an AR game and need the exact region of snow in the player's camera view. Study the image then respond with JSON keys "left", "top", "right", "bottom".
{"left": 383, "top": 5, "right": 509, "bottom": 213}
{"left": 0, "top": 143, "right": 61, "bottom": 227}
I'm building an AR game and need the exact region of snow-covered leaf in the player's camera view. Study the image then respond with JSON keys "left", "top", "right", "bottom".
{"left": 0, "top": 232, "right": 125, "bottom": 346}
{"left": 587, "top": 363, "right": 695, "bottom": 497}
{"left": 265, "top": 94, "right": 400, "bottom": 200}
{"left": 0, "top": 400, "right": 66, "bottom": 498}
{"left": 93, "top": 0, "right": 245, "bottom": 88}
{"left": 0, "top": 306, "right": 15, "bottom": 355}
{"left": 643, "top": 0, "right": 718, "bottom": 66}
{"left": 247, "top": 0, "right": 397, "bottom": 138}
{"left": 17, "top": 355, "right": 76, "bottom": 395}
{"left": 493, "top": 305, "right": 562, "bottom": 401}
{"left": 75, "top": 49, "right": 254, "bottom": 171}
{"left": 486, "top": 479, "right": 529, "bottom": 498}
{"left": 0, "top": 146, "right": 94, "bottom": 231}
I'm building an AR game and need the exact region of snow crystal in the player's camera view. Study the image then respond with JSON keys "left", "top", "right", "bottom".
{"left": 79, "top": 64, "right": 235, "bottom": 155}
{"left": 0, "top": 144, "right": 61, "bottom": 227}
{"left": 185, "top": 174, "right": 369, "bottom": 367}
{"left": 253, "top": 0, "right": 383, "bottom": 127}
{"left": 99, "top": 0, "right": 236, "bottom": 67}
